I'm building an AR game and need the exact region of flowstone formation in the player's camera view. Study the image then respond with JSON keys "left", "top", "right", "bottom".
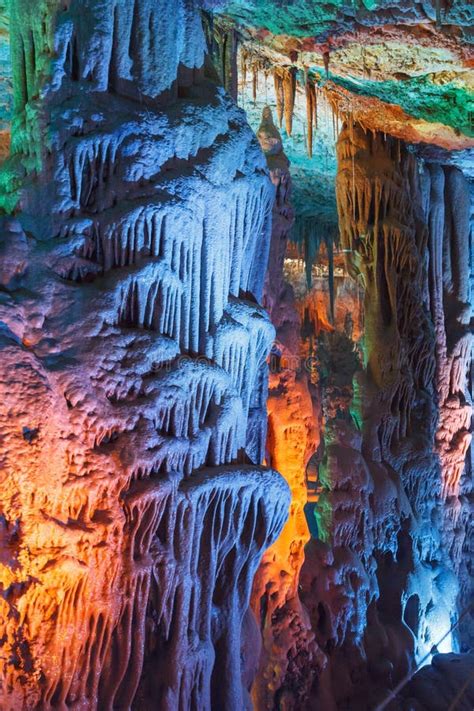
{"left": 0, "top": 1, "right": 291, "bottom": 709}
{"left": 421, "top": 161, "right": 473, "bottom": 649}
{"left": 335, "top": 124, "right": 472, "bottom": 704}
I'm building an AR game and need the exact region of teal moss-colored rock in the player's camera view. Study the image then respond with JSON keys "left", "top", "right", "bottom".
{"left": 0, "top": 0, "right": 11, "bottom": 131}
{"left": 321, "top": 70, "right": 474, "bottom": 138}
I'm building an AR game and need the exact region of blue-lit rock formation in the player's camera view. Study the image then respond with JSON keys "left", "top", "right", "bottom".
{"left": 334, "top": 123, "right": 472, "bottom": 705}
{"left": 202, "top": 9, "right": 473, "bottom": 705}
{"left": 0, "top": 0, "right": 473, "bottom": 709}
{"left": 421, "top": 162, "right": 473, "bottom": 651}
{"left": 0, "top": 1, "right": 290, "bottom": 708}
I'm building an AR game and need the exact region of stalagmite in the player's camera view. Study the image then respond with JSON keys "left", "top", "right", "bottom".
{"left": 0, "top": 1, "right": 289, "bottom": 708}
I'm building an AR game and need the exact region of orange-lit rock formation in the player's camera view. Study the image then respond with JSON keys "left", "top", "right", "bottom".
{"left": 0, "top": 2, "right": 290, "bottom": 708}
{"left": 273, "top": 67, "right": 297, "bottom": 137}
{"left": 323, "top": 83, "right": 474, "bottom": 153}
{"left": 422, "top": 163, "right": 473, "bottom": 647}
{"left": 251, "top": 106, "right": 321, "bottom": 710}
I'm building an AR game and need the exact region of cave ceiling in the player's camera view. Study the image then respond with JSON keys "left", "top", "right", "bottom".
{"left": 210, "top": 0, "right": 473, "bottom": 157}
{"left": 208, "top": 0, "right": 473, "bottom": 271}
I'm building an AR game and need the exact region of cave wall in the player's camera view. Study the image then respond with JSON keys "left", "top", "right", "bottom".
{"left": 204, "top": 21, "right": 472, "bottom": 706}
{"left": 0, "top": 1, "right": 472, "bottom": 709}
{"left": 0, "top": 2, "right": 290, "bottom": 708}
{"left": 421, "top": 162, "right": 473, "bottom": 649}
{"left": 331, "top": 123, "right": 471, "bottom": 704}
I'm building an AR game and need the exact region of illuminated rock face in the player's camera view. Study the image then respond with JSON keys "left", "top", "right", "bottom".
{"left": 251, "top": 107, "right": 321, "bottom": 710}
{"left": 206, "top": 2, "right": 473, "bottom": 707}
{"left": 421, "top": 164, "right": 473, "bottom": 648}
{"left": 333, "top": 124, "right": 468, "bottom": 699}
{"left": 252, "top": 106, "right": 374, "bottom": 711}
{"left": 252, "top": 121, "right": 470, "bottom": 709}
{"left": 213, "top": 0, "right": 473, "bottom": 153}
{"left": 1, "top": 0, "right": 472, "bottom": 708}
{"left": 0, "top": 1, "right": 290, "bottom": 708}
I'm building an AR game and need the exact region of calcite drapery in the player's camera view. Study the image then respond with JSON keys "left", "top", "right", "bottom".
{"left": 421, "top": 163, "right": 473, "bottom": 648}
{"left": 333, "top": 123, "right": 465, "bottom": 699}
{"left": 0, "top": 1, "right": 290, "bottom": 708}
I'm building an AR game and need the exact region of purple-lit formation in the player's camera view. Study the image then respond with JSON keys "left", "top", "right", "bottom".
{"left": 0, "top": 1, "right": 472, "bottom": 710}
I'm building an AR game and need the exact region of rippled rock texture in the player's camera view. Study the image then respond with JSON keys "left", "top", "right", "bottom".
{"left": 333, "top": 123, "right": 472, "bottom": 705}
{"left": 0, "top": 1, "right": 472, "bottom": 710}
{"left": 0, "top": 1, "right": 290, "bottom": 708}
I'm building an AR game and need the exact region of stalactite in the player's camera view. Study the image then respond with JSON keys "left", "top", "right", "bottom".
{"left": 241, "top": 47, "right": 248, "bottom": 89}
{"left": 273, "top": 68, "right": 284, "bottom": 128}
{"left": 305, "top": 73, "right": 318, "bottom": 158}
{"left": 272, "top": 66, "right": 296, "bottom": 136}
{"left": 283, "top": 66, "right": 297, "bottom": 137}
{"left": 292, "top": 215, "right": 338, "bottom": 321}
{"left": 203, "top": 14, "right": 238, "bottom": 101}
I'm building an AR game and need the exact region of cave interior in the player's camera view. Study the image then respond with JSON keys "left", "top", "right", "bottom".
{"left": 0, "top": 1, "right": 472, "bottom": 710}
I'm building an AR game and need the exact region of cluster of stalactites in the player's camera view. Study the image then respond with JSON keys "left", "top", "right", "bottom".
{"left": 202, "top": 12, "right": 238, "bottom": 100}
{"left": 336, "top": 121, "right": 439, "bottom": 496}
{"left": 239, "top": 50, "right": 298, "bottom": 138}
{"left": 0, "top": 2, "right": 289, "bottom": 709}
{"left": 239, "top": 48, "right": 271, "bottom": 106}
{"left": 273, "top": 66, "right": 297, "bottom": 137}
{"left": 8, "top": 0, "right": 207, "bottom": 117}
{"left": 238, "top": 48, "right": 354, "bottom": 163}
{"left": 292, "top": 215, "right": 338, "bottom": 321}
